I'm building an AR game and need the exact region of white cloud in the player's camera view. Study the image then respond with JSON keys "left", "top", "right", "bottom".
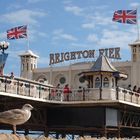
{"left": 82, "top": 23, "right": 95, "bottom": 29}
{"left": 0, "top": 32, "right": 6, "bottom": 40}
{"left": 130, "top": 2, "right": 140, "bottom": 8}
{"left": 86, "top": 12, "right": 112, "bottom": 26}
{"left": 53, "top": 29, "right": 63, "bottom": 35}
{"left": 64, "top": 5, "right": 83, "bottom": 16}
{"left": 52, "top": 29, "right": 77, "bottom": 41}
{"left": 92, "top": 5, "right": 109, "bottom": 10}
{"left": 98, "top": 29, "right": 137, "bottom": 49}
{"left": 38, "top": 57, "right": 49, "bottom": 65}
{"left": 8, "top": 50, "right": 21, "bottom": 59}
{"left": 63, "top": 0, "right": 72, "bottom": 5}
{"left": 80, "top": 10, "right": 113, "bottom": 32}
{"left": 27, "top": 28, "right": 48, "bottom": 42}
{"left": 27, "top": 0, "right": 46, "bottom": 3}
{"left": 38, "top": 32, "right": 48, "bottom": 38}
{"left": 64, "top": 4, "right": 112, "bottom": 31}
{"left": 70, "top": 43, "right": 91, "bottom": 49}
{"left": 87, "top": 34, "right": 99, "bottom": 42}
{"left": 60, "top": 34, "right": 77, "bottom": 41}
{"left": 1, "top": 9, "right": 46, "bottom": 25}
{"left": 8, "top": 4, "right": 22, "bottom": 10}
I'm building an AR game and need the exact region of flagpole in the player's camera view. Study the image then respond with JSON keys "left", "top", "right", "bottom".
{"left": 27, "top": 36, "right": 29, "bottom": 50}
{"left": 136, "top": 9, "right": 140, "bottom": 40}
{"left": 26, "top": 25, "right": 29, "bottom": 50}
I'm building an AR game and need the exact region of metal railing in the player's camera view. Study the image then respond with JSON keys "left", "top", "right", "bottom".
{"left": 49, "top": 87, "right": 140, "bottom": 105}
{"left": 0, "top": 75, "right": 140, "bottom": 105}
{"left": 117, "top": 87, "right": 140, "bottom": 104}
{"left": 0, "top": 75, "right": 53, "bottom": 100}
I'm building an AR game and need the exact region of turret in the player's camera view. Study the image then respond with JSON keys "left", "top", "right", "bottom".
{"left": 129, "top": 40, "right": 140, "bottom": 86}
{"left": 129, "top": 40, "right": 140, "bottom": 62}
{"left": 19, "top": 50, "right": 39, "bottom": 79}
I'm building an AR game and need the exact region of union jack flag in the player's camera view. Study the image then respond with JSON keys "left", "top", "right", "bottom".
{"left": 112, "top": 10, "right": 137, "bottom": 24}
{"left": 7, "top": 25, "right": 27, "bottom": 40}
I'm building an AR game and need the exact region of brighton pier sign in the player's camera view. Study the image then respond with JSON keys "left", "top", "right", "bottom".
{"left": 49, "top": 47, "right": 121, "bottom": 65}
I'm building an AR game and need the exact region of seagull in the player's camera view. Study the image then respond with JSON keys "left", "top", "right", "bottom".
{"left": 0, "top": 104, "right": 33, "bottom": 134}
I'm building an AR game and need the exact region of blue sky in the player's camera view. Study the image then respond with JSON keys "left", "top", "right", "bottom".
{"left": 0, "top": 0, "right": 140, "bottom": 76}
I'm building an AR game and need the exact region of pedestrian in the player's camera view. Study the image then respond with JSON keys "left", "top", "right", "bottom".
{"left": 133, "top": 85, "right": 137, "bottom": 92}
{"left": 10, "top": 72, "right": 14, "bottom": 79}
{"left": 78, "top": 86, "right": 83, "bottom": 100}
{"left": 50, "top": 88, "right": 56, "bottom": 100}
{"left": 56, "top": 83, "right": 61, "bottom": 98}
{"left": 137, "top": 87, "right": 140, "bottom": 93}
{"left": 63, "top": 84, "right": 71, "bottom": 101}
{"left": 43, "top": 78, "right": 48, "bottom": 84}
{"left": 127, "top": 84, "right": 132, "bottom": 91}
{"left": 50, "top": 84, "right": 61, "bottom": 100}
{"left": 56, "top": 84, "right": 60, "bottom": 92}
{"left": 78, "top": 86, "right": 82, "bottom": 93}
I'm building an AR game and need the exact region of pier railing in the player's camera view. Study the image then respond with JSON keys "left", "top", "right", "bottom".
{"left": 50, "top": 87, "right": 140, "bottom": 104}
{"left": 0, "top": 75, "right": 53, "bottom": 99}
{"left": 0, "top": 75, "right": 140, "bottom": 105}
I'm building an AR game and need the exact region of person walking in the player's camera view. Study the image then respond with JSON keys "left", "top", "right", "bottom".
{"left": 127, "top": 84, "right": 132, "bottom": 91}
{"left": 63, "top": 84, "right": 71, "bottom": 101}
{"left": 133, "top": 85, "right": 137, "bottom": 92}
{"left": 10, "top": 72, "right": 14, "bottom": 79}
{"left": 137, "top": 87, "right": 140, "bottom": 94}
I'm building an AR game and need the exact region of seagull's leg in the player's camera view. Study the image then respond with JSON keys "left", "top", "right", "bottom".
{"left": 13, "top": 125, "right": 20, "bottom": 138}
{"left": 13, "top": 125, "right": 16, "bottom": 134}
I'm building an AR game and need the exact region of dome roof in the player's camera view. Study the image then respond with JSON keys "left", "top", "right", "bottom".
{"left": 19, "top": 50, "right": 39, "bottom": 58}
{"left": 129, "top": 39, "right": 140, "bottom": 46}
{"left": 90, "top": 55, "right": 117, "bottom": 72}
{"left": 80, "top": 55, "right": 127, "bottom": 79}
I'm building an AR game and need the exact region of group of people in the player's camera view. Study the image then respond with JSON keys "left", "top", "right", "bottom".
{"left": 127, "top": 84, "right": 140, "bottom": 93}
{"left": 50, "top": 84, "right": 71, "bottom": 101}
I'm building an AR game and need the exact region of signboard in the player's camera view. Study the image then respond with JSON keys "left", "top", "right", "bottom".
{"left": 49, "top": 47, "right": 121, "bottom": 65}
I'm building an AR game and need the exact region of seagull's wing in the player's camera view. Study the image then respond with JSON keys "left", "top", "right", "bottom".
{"left": 0, "top": 109, "right": 26, "bottom": 120}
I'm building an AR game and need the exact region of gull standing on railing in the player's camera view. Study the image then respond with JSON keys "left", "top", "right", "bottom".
{"left": 0, "top": 104, "right": 33, "bottom": 134}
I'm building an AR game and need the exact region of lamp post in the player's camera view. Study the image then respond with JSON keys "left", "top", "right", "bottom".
{"left": 0, "top": 41, "right": 9, "bottom": 75}
{"left": 0, "top": 41, "right": 9, "bottom": 53}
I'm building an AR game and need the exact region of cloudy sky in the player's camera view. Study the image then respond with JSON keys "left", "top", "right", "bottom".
{"left": 0, "top": 0, "right": 140, "bottom": 76}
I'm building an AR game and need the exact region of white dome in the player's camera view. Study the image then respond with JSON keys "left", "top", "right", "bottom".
{"left": 19, "top": 50, "right": 39, "bottom": 58}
